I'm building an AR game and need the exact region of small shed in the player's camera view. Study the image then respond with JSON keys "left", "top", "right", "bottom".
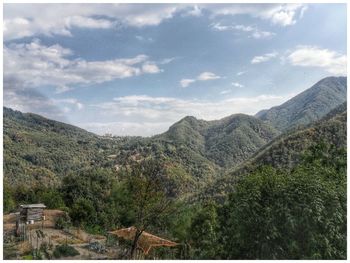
{"left": 19, "top": 204, "right": 46, "bottom": 223}
{"left": 109, "top": 226, "right": 178, "bottom": 255}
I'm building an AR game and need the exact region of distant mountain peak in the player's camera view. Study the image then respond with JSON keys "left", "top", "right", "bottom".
{"left": 256, "top": 76, "right": 347, "bottom": 131}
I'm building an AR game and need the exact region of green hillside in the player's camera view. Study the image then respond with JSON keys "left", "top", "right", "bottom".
{"left": 256, "top": 76, "right": 346, "bottom": 131}
{"left": 89, "top": 113, "right": 280, "bottom": 189}
{"left": 3, "top": 77, "right": 347, "bottom": 260}
{"left": 156, "top": 113, "right": 280, "bottom": 167}
{"left": 3, "top": 107, "right": 123, "bottom": 187}
{"left": 205, "top": 102, "right": 347, "bottom": 200}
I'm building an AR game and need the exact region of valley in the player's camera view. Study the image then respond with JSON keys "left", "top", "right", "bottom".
{"left": 3, "top": 76, "right": 347, "bottom": 259}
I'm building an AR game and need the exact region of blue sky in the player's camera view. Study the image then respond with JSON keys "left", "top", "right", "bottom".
{"left": 3, "top": 3, "right": 347, "bottom": 136}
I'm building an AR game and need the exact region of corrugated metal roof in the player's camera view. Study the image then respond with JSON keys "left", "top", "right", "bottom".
{"left": 20, "top": 204, "right": 46, "bottom": 208}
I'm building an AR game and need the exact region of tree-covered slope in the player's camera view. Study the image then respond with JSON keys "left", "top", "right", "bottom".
{"left": 155, "top": 113, "right": 280, "bottom": 169}
{"left": 256, "top": 76, "right": 347, "bottom": 131}
{"left": 203, "top": 114, "right": 280, "bottom": 167}
{"left": 206, "top": 102, "right": 347, "bottom": 200}
{"left": 115, "top": 113, "right": 280, "bottom": 189}
{"left": 3, "top": 107, "right": 119, "bottom": 187}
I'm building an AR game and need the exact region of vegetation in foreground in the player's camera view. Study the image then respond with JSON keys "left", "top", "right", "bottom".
{"left": 4, "top": 141, "right": 346, "bottom": 259}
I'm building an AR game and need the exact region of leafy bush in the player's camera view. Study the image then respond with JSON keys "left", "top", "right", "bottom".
{"left": 22, "top": 254, "right": 33, "bottom": 260}
{"left": 55, "top": 213, "right": 71, "bottom": 230}
{"left": 53, "top": 245, "right": 79, "bottom": 258}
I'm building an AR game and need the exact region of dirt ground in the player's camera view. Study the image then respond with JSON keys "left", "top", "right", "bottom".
{"left": 4, "top": 209, "right": 65, "bottom": 233}
{"left": 3, "top": 209, "right": 121, "bottom": 260}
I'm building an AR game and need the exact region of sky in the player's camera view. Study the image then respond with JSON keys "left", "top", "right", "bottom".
{"left": 3, "top": 3, "right": 347, "bottom": 136}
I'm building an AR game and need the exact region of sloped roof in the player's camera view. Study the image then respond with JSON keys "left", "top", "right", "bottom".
{"left": 109, "top": 226, "right": 178, "bottom": 255}
{"left": 20, "top": 204, "right": 46, "bottom": 209}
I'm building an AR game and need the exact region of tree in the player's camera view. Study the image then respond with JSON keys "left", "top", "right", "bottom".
{"left": 70, "top": 198, "right": 96, "bottom": 226}
{"left": 189, "top": 201, "right": 221, "bottom": 259}
{"left": 4, "top": 182, "right": 16, "bottom": 213}
{"left": 60, "top": 168, "right": 116, "bottom": 230}
{"left": 219, "top": 143, "right": 346, "bottom": 259}
{"left": 120, "top": 159, "right": 175, "bottom": 259}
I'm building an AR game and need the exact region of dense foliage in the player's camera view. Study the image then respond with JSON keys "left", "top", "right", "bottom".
{"left": 256, "top": 76, "right": 346, "bottom": 131}
{"left": 53, "top": 245, "right": 80, "bottom": 258}
{"left": 3, "top": 107, "right": 126, "bottom": 187}
{"left": 205, "top": 103, "right": 347, "bottom": 200}
{"left": 3, "top": 76, "right": 347, "bottom": 259}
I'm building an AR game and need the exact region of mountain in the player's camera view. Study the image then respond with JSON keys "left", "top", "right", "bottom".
{"left": 205, "top": 102, "right": 347, "bottom": 201}
{"left": 157, "top": 114, "right": 280, "bottom": 168}
{"left": 256, "top": 76, "right": 347, "bottom": 131}
{"left": 4, "top": 107, "right": 279, "bottom": 192}
{"left": 4, "top": 76, "right": 347, "bottom": 192}
{"left": 111, "top": 114, "right": 280, "bottom": 191}
{"left": 3, "top": 107, "right": 124, "bottom": 187}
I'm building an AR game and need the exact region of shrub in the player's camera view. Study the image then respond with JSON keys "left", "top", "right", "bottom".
{"left": 55, "top": 213, "right": 71, "bottom": 230}
{"left": 53, "top": 244, "right": 80, "bottom": 258}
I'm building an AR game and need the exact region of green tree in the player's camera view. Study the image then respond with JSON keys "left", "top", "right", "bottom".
{"left": 38, "top": 189, "right": 65, "bottom": 209}
{"left": 119, "top": 159, "right": 176, "bottom": 259}
{"left": 219, "top": 144, "right": 346, "bottom": 259}
{"left": 189, "top": 201, "right": 221, "bottom": 259}
{"left": 70, "top": 198, "right": 97, "bottom": 226}
{"left": 4, "top": 183, "right": 16, "bottom": 213}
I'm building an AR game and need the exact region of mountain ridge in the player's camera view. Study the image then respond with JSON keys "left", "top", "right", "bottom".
{"left": 3, "top": 76, "right": 347, "bottom": 192}
{"left": 256, "top": 76, "right": 347, "bottom": 131}
{"left": 204, "top": 102, "right": 347, "bottom": 201}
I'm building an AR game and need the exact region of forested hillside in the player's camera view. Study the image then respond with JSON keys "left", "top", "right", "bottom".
{"left": 3, "top": 107, "right": 137, "bottom": 187}
{"left": 256, "top": 76, "right": 346, "bottom": 131}
{"left": 4, "top": 77, "right": 346, "bottom": 191}
{"left": 204, "top": 102, "right": 347, "bottom": 200}
{"left": 3, "top": 76, "right": 347, "bottom": 260}
{"left": 157, "top": 114, "right": 280, "bottom": 168}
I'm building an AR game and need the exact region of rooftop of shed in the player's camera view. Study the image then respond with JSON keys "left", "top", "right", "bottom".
{"left": 20, "top": 204, "right": 46, "bottom": 209}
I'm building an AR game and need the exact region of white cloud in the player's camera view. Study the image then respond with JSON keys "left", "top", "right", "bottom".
{"left": 299, "top": 5, "right": 308, "bottom": 19}
{"left": 232, "top": 82, "right": 244, "bottom": 88}
{"left": 65, "top": 16, "right": 115, "bottom": 29}
{"left": 53, "top": 98, "right": 84, "bottom": 110}
{"left": 233, "top": 24, "right": 255, "bottom": 32}
{"left": 142, "top": 62, "right": 162, "bottom": 74}
{"left": 159, "top": 57, "right": 177, "bottom": 64}
{"left": 4, "top": 40, "right": 163, "bottom": 92}
{"left": 180, "top": 79, "right": 196, "bottom": 88}
{"left": 237, "top": 71, "right": 247, "bottom": 76}
{"left": 3, "top": 4, "right": 182, "bottom": 40}
{"left": 197, "top": 72, "right": 221, "bottom": 81}
{"left": 251, "top": 52, "right": 278, "bottom": 64}
{"left": 80, "top": 121, "right": 174, "bottom": 137}
{"left": 4, "top": 4, "right": 306, "bottom": 41}
{"left": 185, "top": 5, "right": 202, "bottom": 17}
{"left": 287, "top": 46, "right": 347, "bottom": 75}
{"left": 208, "top": 4, "right": 306, "bottom": 27}
{"left": 135, "top": 35, "right": 154, "bottom": 42}
{"left": 210, "top": 22, "right": 232, "bottom": 31}
{"left": 220, "top": 90, "right": 232, "bottom": 95}
{"left": 88, "top": 93, "right": 294, "bottom": 136}
{"left": 210, "top": 22, "right": 275, "bottom": 39}
{"left": 251, "top": 30, "right": 275, "bottom": 39}
{"left": 180, "top": 71, "right": 221, "bottom": 87}
{"left": 3, "top": 88, "right": 84, "bottom": 122}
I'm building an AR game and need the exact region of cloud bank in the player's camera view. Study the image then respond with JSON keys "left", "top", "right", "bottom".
{"left": 4, "top": 4, "right": 307, "bottom": 41}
